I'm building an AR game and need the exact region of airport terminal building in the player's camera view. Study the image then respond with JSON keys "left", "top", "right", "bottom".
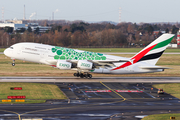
{"left": 0, "top": 22, "right": 26, "bottom": 31}
{"left": 0, "top": 20, "right": 51, "bottom": 33}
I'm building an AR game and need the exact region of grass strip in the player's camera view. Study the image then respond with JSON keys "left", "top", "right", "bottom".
{"left": 0, "top": 99, "right": 46, "bottom": 104}
{"left": 153, "top": 83, "right": 180, "bottom": 99}
{"left": 142, "top": 113, "right": 180, "bottom": 120}
{"left": 142, "top": 84, "right": 180, "bottom": 120}
{"left": 0, "top": 83, "right": 67, "bottom": 104}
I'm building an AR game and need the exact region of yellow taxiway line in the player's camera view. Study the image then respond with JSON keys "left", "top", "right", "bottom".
{"left": 100, "top": 81, "right": 126, "bottom": 101}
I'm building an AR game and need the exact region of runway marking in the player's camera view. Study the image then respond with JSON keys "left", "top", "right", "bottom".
{"left": 115, "top": 90, "right": 143, "bottom": 93}
{"left": 99, "top": 81, "right": 126, "bottom": 100}
{"left": 20, "top": 99, "right": 126, "bottom": 116}
{"left": 0, "top": 110, "right": 21, "bottom": 120}
{"left": 80, "top": 89, "right": 144, "bottom": 91}
{"left": 126, "top": 99, "right": 160, "bottom": 104}
{"left": 88, "top": 98, "right": 159, "bottom": 100}
{"left": 85, "top": 90, "right": 112, "bottom": 92}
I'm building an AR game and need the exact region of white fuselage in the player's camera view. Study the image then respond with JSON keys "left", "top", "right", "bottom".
{"left": 4, "top": 42, "right": 164, "bottom": 74}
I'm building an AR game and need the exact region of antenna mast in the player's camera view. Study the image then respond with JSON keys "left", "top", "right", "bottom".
{"left": 2, "top": 7, "right": 4, "bottom": 22}
{"left": 23, "top": 5, "right": 26, "bottom": 20}
{"left": 52, "top": 12, "right": 54, "bottom": 20}
{"left": 119, "top": 7, "right": 121, "bottom": 23}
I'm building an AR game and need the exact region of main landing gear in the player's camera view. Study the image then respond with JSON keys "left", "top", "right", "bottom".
{"left": 12, "top": 59, "right": 15, "bottom": 66}
{"left": 73, "top": 72, "right": 92, "bottom": 78}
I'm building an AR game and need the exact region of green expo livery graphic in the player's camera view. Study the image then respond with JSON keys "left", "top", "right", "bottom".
{"left": 52, "top": 46, "right": 107, "bottom": 60}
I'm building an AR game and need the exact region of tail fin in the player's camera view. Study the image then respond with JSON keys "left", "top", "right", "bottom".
{"left": 131, "top": 33, "right": 175, "bottom": 65}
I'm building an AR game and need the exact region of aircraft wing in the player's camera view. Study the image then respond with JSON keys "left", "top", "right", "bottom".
{"left": 42, "top": 58, "right": 130, "bottom": 68}
{"left": 87, "top": 59, "right": 130, "bottom": 68}
{"left": 139, "top": 66, "right": 171, "bottom": 70}
{"left": 97, "top": 60, "right": 130, "bottom": 63}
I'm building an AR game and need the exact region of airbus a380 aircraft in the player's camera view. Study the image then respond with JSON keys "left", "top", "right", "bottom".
{"left": 4, "top": 33, "right": 174, "bottom": 78}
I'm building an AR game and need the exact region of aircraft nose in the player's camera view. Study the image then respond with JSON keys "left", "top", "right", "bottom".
{"left": 4, "top": 49, "right": 8, "bottom": 56}
{"left": 4, "top": 48, "right": 11, "bottom": 57}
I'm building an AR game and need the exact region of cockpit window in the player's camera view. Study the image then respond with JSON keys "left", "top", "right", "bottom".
{"left": 9, "top": 47, "right": 13, "bottom": 49}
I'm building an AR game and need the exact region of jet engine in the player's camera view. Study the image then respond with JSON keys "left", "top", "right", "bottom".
{"left": 56, "top": 60, "right": 72, "bottom": 70}
{"left": 77, "top": 60, "right": 93, "bottom": 70}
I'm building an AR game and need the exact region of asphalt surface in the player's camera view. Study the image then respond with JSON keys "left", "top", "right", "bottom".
{"left": 1, "top": 77, "right": 180, "bottom": 83}
{"left": 0, "top": 77, "right": 180, "bottom": 120}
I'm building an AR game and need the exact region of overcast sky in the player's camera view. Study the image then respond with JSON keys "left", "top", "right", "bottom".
{"left": 1, "top": 0, "right": 180, "bottom": 23}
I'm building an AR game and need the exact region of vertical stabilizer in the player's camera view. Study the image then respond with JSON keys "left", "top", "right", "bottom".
{"left": 112, "top": 34, "right": 174, "bottom": 71}
{"left": 131, "top": 33, "right": 175, "bottom": 65}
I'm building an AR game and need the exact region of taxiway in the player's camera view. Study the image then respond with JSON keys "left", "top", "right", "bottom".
{"left": 0, "top": 77, "right": 179, "bottom": 120}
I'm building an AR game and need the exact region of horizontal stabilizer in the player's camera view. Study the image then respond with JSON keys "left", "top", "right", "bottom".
{"left": 139, "top": 66, "right": 170, "bottom": 70}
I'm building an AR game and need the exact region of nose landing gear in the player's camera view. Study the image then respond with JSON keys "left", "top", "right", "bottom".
{"left": 73, "top": 72, "right": 92, "bottom": 79}
{"left": 12, "top": 59, "right": 15, "bottom": 66}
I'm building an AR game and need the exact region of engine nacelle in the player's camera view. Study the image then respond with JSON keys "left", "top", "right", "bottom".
{"left": 56, "top": 60, "right": 72, "bottom": 70}
{"left": 77, "top": 60, "right": 93, "bottom": 70}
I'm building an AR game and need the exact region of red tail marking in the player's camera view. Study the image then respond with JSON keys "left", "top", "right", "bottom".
{"left": 112, "top": 44, "right": 157, "bottom": 70}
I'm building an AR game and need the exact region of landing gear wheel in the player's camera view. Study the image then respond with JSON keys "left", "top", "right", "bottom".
{"left": 88, "top": 74, "right": 92, "bottom": 78}
{"left": 85, "top": 74, "right": 88, "bottom": 78}
{"left": 74, "top": 72, "right": 80, "bottom": 77}
{"left": 80, "top": 73, "right": 84, "bottom": 78}
{"left": 77, "top": 73, "right": 80, "bottom": 77}
{"left": 12, "top": 63, "right": 15, "bottom": 66}
{"left": 74, "top": 72, "right": 92, "bottom": 78}
{"left": 73, "top": 73, "right": 77, "bottom": 77}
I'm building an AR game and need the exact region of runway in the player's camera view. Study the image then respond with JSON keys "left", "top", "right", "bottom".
{"left": 1, "top": 77, "right": 180, "bottom": 83}
{"left": 0, "top": 77, "right": 180, "bottom": 120}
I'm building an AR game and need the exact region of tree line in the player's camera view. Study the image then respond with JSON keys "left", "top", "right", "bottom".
{"left": 0, "top": 21, "right": 178, "bottom": 48}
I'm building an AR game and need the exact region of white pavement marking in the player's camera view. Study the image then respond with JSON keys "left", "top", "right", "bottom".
{"left": 0, "top": 77, "right": 180, "bottom": 83}
{"left": 135, "top": 115, "right": 148, "bottom": 118}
